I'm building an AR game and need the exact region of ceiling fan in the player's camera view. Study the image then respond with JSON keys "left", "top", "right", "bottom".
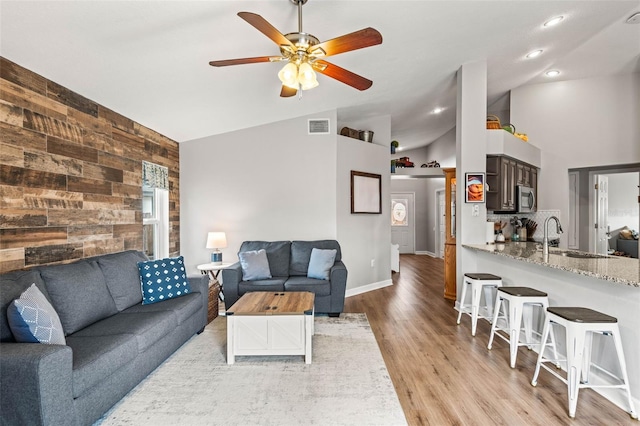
{"left": 208, "top": 0, "right": 383, "bottom": 98}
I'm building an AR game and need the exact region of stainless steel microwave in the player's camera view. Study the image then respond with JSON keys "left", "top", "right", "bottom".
{"left": 517, "top": 185, "right": 536, "bottom": 213}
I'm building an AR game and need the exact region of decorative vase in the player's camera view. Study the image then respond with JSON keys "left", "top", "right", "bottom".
{"left": 391, "top": 146, "right": 396, "bottom": 154}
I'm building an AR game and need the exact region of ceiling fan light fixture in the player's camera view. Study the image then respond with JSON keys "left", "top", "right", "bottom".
{"left": 298, "top": 61, "right": 319, "bottom": 90}
{"left": 278, "top": 62, "right": 299, "bottom": 88}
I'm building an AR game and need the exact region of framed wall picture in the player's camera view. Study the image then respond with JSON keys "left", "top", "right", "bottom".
{"left": 465, "top": 172, "right": 485, "bottom": 203}
{"left": 351, "top": 171, "right": 382, "bottom": 214}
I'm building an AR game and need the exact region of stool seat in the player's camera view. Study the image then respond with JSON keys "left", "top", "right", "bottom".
{"left": 532, "top": 307, "right": 636, "bottom": 419}
{"left": 498, "top": 287, "right": 547, "bottom": 297}
{"left": 488, "top": 286, "right": 557, "bottom": 368}
{"left": 464, "top": 273, "right": 501, "bottom": 281}
{"left": 547, "top": 307, "right": 617, "bottom": 323}
{"left": 457, "top": 273, "right": 502, "bottom": 336}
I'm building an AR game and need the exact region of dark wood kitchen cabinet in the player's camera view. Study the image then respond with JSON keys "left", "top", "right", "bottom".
{"left": 486, "top": 156, "right": 516, "bottom": 211}
{"left": 486, "top": 155, "right": 537, "bottom": 212}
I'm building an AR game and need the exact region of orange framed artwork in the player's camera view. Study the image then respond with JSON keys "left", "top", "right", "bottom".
{"left": 465, "top": 172, "right": 485, "bottom": 203}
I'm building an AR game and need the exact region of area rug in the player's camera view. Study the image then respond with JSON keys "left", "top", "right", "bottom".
{"left": 95, "top": 313, "right": 407, "bottom": 426}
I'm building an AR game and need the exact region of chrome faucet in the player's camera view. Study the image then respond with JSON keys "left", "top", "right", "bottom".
{"left": 543, "top": 216, "right": 563, "bottom": 260}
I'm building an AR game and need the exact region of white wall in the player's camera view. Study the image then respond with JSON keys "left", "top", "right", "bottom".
{"left": 180, "top": 109, "right": 391, "bottom": 292}
{"left": 337, "top": 135, "right": 391, "bottom": 290}
{"left": 180, "top": 110, "right": 338, "bottom": 273}
{"left": 510, "top": 73, "right": 640, "bottom": 246}
{"left": 606, "top": 172, "right": 640, "bottom": 233}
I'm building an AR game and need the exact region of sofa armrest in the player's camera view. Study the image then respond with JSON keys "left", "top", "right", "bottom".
{"left": 221, "top": 262, "right": 242, "bottom": 310}
{"left": 0, "top": 343, "right": 75, "bottom": 426}
{"left": 187, "top": 274, "right": 209, "bottom": 328}
{"left": 329, "top": 261, "right": 348, "bottom": 313}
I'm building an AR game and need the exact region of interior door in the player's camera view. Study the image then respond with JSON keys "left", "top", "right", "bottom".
{"left": 391, "top": 192, "right": 415, "bottom": 254}
{"left": 594, "top": 175, "right": 609, "bottom": 255}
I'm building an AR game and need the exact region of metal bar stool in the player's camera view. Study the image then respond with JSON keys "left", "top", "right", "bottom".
{"left": 531, "top": 307, "right": 637, "bottom": 419}
{"left": 487, "top": 287, "right": 558, "bottom": 368}
{"left": 456, "top": 273, "right": 502, "bottom": 336}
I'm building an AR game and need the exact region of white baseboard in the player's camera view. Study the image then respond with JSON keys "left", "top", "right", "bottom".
{"left": 345, "top": 279, "right": 393, "bottom": 298}
{"left": 414, "top": 251, "right": 436, "bottom": 257}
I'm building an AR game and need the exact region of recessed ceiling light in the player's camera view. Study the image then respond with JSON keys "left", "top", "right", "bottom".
{"left": 544, "top": 16, "right": 564, "bottom": 27}
{"left": 432, "top": 107, "right": 444, "bottom": 114}
{"left": 626, "top": 12, "right": 640, "bottom": 24}
{"left": 526, "top": 49, "right": 543, "bottom": 59}
{"left": 545, "top": 70, "right": 560, "bottom": 77}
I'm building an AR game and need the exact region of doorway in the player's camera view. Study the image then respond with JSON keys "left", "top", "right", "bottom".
{"left": 391, "top": 192, "right": 415, "bottom": 254}
{"left": 591, "top": 171, "right": 639, "bottom": 255}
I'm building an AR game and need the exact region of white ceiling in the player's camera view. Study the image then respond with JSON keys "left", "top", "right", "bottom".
{"left": 1, "top": 1, "right": 639, "bottom": 150}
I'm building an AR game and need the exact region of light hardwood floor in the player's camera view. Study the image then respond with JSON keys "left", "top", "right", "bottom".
{"left": 343, "top": 254, "right": 635, "bottom": 426}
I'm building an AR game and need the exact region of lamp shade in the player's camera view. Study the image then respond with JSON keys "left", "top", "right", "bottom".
{"left": 278, "top": 62, "right": 299, "bottom": 89}
{"left": 298, "top": 62, "right": 318, "bottom": 90}
{"left": 206, "top": 232, "right": 227, "bottom": 249}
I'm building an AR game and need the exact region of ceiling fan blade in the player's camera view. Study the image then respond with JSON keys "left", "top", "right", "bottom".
{"left": 313, "top": 60, "right": 373, "bottom": 91}
{"left": 209, "top": 56, "right": 281, "bottom": 67}
{"left": 238, "top": 12, "right": 293, "bottom": 48}
{"left": 280, "top": 85, "right": 297, "bottom": 98}
{"left": 312, "top": 28, "right": 382, "bottom": 57}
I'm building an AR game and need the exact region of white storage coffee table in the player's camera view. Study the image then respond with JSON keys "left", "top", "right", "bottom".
{"left": 226, "top": 291, "right": 315, "bottom": 364}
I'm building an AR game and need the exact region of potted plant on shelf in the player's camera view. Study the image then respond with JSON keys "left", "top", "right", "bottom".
{"left": 391, "top": 140, "right": 399, "bottom": 154}
{"left": 391, "top": 159, "right": 397, "bottom": 173}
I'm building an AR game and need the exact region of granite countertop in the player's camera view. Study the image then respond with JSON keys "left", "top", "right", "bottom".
{"left": 463, "top": 242, "right": 640, "bottom": 288}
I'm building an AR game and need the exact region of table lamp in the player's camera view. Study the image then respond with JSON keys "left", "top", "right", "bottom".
{"left": 206, "top": 232, "right": 227, "bottom": 265}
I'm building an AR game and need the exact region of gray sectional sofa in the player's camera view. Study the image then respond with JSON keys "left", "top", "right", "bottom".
{"left": 0, "top": 250, "right": 208, "bottom": 426}
{"left": 222, "top": 240, "right": 347, "bottom": 316}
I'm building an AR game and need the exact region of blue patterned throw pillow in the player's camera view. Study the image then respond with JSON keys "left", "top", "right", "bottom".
{"left": 138, "top": 256, "right": 191, "bottom": 305}
{"left": 7, "top": 284, "right": 66, "bottom": 345}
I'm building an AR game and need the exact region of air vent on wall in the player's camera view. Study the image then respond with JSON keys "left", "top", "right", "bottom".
{"left": 308, "top": 118, "right": 330, "bottom": 135}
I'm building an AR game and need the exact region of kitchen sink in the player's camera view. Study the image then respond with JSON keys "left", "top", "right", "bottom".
{"left": 552, "top": 250, "right": 611, "bottom": 259}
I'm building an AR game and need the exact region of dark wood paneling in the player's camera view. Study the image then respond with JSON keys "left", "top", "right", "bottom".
{"left": 47, "top": 80, "right": 98, "bottom": 117}
{"left": 47, "top": 136, "right": 99, "bottom": 163}
{"left": 0, "top": 100, "right": 23, "bottom": 126}
{"left": 0, "top": 227, "right": 68, "bottom": 249}
{"left": 24, "top": 150, "right": 83, "bottom": 176}
{"left": 82, "top": 163, "right": 123, "bottom": 183}
{"left": 0, "top": 79, "right": 67, "bottom": 121}
{"left": 0, "top": 208, "right": 48, "bottom": 228}
{"left": 98, "top": 105, "right": 134, "bottom": 132}
{"left": 0, "top": 58, "right": 47, "bottom": 96}
{"left": 25, "top": 243, "right": 83, "bottom": 266}
{"left": 0, "top": 122, "right": 47, "bottom": 152}
{"left": 23, "top": 109, "right": 83, "bottom": 143}
{"left": 68, "top": 225, "right": 113, "bottom": 243}
{"left": 67, "top": 176, "right": 112, "bottom": 195}
{"left": 0, "top": 165, "right": 67, "bottom": 191}
{"left": 0, "top": 58, "right": 180, "bottom": 271}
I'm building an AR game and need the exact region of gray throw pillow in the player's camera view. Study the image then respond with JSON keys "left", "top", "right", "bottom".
{"left": 307, "top": 248, "right": 337, "bottom": 280}
{"left": 7, "top": 284, "right": 66, "bottom": 345}
{"left": 239, "top": 249, "right": 272, "bottom": 281}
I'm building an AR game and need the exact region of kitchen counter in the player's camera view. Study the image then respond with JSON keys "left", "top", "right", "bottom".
{"left": 463, "top": 242, "right": 639, "bottom": 287}
{"left": 461, "top": 242, "right": 640, "bottom": 409}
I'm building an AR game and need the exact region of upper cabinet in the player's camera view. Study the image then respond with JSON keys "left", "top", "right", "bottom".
{"left": 486, "top": 155, "right": 538, "bottom": 212}
{"left": 485, "top": 129, "right": 540, "bottom": 212}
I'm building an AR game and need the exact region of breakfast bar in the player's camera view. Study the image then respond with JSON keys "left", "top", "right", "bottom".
{"left": 462, "top": 242, "right": 640, "bottom": 411}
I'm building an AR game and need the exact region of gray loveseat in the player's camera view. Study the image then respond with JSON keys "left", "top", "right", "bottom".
{"left": 222, "top": 240, "right": 347, "bottom": 316}
{"left": 0, "top": 250, "right": 208, "bottom": 426}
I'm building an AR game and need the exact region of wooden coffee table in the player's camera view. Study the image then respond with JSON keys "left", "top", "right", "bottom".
{"left": 226, "top": 292, "right": 315, "bottom": 364}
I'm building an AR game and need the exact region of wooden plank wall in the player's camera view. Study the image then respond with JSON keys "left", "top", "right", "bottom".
{"left": 0, "top": 57, "right": 180, "bottom": 273}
